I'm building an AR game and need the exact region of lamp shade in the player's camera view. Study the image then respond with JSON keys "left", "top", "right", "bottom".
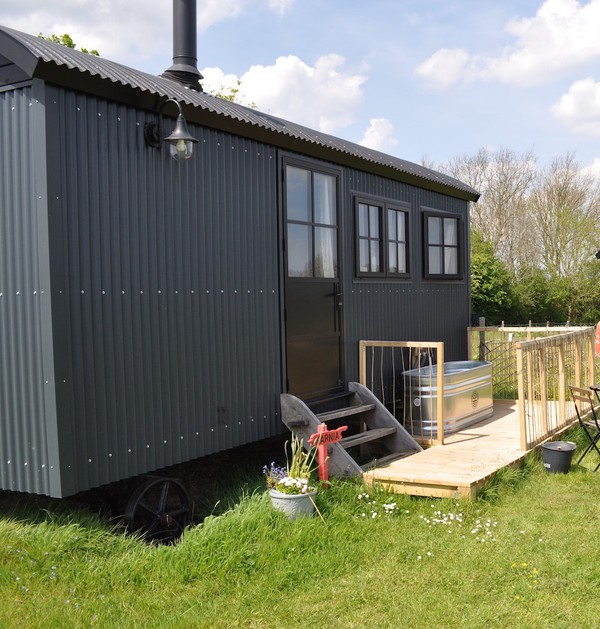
{"left": 164, "top": 112, "right": 198, "bottom": 161}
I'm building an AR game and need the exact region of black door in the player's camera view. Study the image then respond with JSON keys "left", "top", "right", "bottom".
{"left": 283, "top": 161, "right": 343, "bottom": 400}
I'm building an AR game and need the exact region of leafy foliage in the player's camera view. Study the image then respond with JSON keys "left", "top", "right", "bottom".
{"left": 210, "top": 80, "right": 257, "bottom": 108}
{"left": 470, "top": 231, "right": 515, "bottom": 324}
{"left": 38, "top": 32, "right": 99, "bottom": 56}
{"left": 454, "top": 149, "right": 600, "bottom": 325}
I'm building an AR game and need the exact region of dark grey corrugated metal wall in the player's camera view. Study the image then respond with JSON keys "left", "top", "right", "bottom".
{"left": 1, "top": 79, "right": 471, "bottom": 498}
{"left": 45, "top": 85, "right": 282, "bottom": 495}
{"left": 0, "top": 83, "right": 61, "bottom": 496}
{"left": 341, "top": 168, "right": 471, "bottom": 382}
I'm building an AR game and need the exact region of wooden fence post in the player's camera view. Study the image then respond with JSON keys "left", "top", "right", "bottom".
{"left": 588, "top": 332, "right": 595, "bottom": 386}
{"left": 516, "top": 341, "right": 528, "bottom": 450}
{"left": 574, "top": 338, "right": 582, "bottom": 388}
{"left": 558, "top": 342, "right": 566, "bottom": 428}
{"left": 436, "top": 342, "right": 445, "bottom": 446}
{"left": 359, "top": 341, "right": 366, "bottom": 386}
{"left": 538, "top": 346, "right": 548, "bottom": 437}
{"left": 478, "top": 317, "right": 487, "bottom": 361}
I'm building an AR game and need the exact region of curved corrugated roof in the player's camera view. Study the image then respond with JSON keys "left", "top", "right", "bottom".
{"left": 0, "top": 25, "right": 479, "bottom": 201}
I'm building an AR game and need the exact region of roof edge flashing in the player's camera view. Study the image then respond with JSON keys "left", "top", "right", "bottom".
{"left": 0, "top": 27, "right": 40, "bottom": 78}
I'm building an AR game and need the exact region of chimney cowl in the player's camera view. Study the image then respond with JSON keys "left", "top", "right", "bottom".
{"left": 162, "top": 0, "right": 203, "bottom": 91}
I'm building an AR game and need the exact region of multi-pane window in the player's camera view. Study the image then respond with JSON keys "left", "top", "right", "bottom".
{"left": 286, "top": 165, "right": 338, "bottom": 278}
{"left": 424, "top": 211, "right": 461, "bottom": 278}
{"left": 356, "top": 198, "right": 409, "bottom": 278}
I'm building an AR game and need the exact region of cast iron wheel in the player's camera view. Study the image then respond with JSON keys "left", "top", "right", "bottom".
{"left": 124, "top": 477, "right": 192, "bottom": 543}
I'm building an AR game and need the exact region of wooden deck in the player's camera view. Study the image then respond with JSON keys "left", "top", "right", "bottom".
{"left": 363, "top": 400, "right": 532, "bottom": 499}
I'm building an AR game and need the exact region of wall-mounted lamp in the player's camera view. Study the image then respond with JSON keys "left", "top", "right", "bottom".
{"left": 144, "top": 98, "right": 198, "bottom": 161}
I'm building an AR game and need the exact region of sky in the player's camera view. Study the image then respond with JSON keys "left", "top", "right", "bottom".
{"left": 2, "top": 0, "right": 600, "bottom": 175}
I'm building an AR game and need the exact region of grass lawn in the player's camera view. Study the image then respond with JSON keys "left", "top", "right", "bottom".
{"left": 2, "top": 428, "right": 600, "bottom": 628}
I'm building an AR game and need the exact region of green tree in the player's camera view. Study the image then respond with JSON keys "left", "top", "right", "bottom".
{"left": 38, "top": 32, "right": 99, "bottom": 56}
{"left": 210, "top": 80, "right": 256, "bottom": 108}
{"left": 527, "top": 153, "right": 600, "bottom": 279}
{"left": 470, "top": 231, "right": 515, "bottom": 324}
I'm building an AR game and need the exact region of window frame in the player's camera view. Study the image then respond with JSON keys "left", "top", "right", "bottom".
{"left": 283, "top": 158, "right": 341, "bottom": 281}
{"left": 422, "top": 208, "right": 463, "bottom": 280}
{"left": 354, "top": 195, "right": 410, "bottom": 280}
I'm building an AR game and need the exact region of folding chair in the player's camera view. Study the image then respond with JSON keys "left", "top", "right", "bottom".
{"left": 569, "top": 386, "right": 600, "bottom": 471}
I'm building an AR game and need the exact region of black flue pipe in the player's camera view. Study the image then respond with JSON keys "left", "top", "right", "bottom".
{"left": 162, "top": 0, "right": 203, "bottom": 90}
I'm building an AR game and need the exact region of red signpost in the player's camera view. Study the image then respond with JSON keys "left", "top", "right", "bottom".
{"left": 307, "top": 423, "right": 348, "bottom": 483}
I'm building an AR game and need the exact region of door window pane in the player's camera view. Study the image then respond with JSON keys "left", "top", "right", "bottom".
{"left": 286, "top": 164, "right": 339, "bottom": 279}
{"left": 286, "top": 166, "right": 310, "bottom": 222}
{"left": 314, "top": 173, "right": 336, "bottom": 225}
{"left": 315, "top": 227, "right": 337, "bottom": 277}
{"left": 288, "top": 224, "right": 312, "bottom": 277}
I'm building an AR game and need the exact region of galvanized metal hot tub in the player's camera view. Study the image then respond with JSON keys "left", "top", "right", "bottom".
{"left": 403, "top": 360, "right": 493, "bottom": 438}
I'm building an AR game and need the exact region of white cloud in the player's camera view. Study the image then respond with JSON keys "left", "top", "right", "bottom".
{"left": 416, "top": 0, "right": 600, "bottom": 89}
{"left": 552, "top": 77, "right": 600, "bottom": 135}
{"left": 414, "top": 48, "right": 469, "bottom": 90}
{"left": 268, "top": 0, "right": 295, "bottom": 14}
{"left": 582, "top": 157, "right": 600, "bottom": 180}
{"left": 484, "top": 0, "right": 600, "bottom": 85}
{"left": 0, "top": 0, "right": 291, "bottom": 67}
{"left": 359, "top": 118, "right": 398, "bottom": 153}
{"left": 202, "top": 54, "right": 367, "bottom": 134}
{"left": 198, "top": 0, "right": 246, "bottom": 31}
{"left": 0, "top": 1, "right": 172, "bottom": 66}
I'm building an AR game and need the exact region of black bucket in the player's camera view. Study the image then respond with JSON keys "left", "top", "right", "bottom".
{"left": 541, "top": 441, "right": 577, "bottom": 474}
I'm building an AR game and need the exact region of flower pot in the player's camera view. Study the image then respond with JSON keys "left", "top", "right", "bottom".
{"left": 269, "top": 488, "right": 317, "bottom": 519}
{"left": 541, "top": 441, "right": 577, "bottom": 474}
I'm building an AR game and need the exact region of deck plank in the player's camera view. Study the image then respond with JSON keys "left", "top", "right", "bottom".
{"left": 362, "top": 400, "right": 533, "bottom": 499}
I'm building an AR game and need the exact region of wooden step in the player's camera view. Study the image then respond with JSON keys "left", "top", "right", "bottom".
{"left": 317, "top": 404, "right": 375, "bottom": 422}
{"left": 361, "top": 450, "right": 416, "bottom": 471}
{"left": 339, "top": 426, "right": 396, "bottom": 449}
{"left": 306, "top": 391, "right": 355, "bottom": 410}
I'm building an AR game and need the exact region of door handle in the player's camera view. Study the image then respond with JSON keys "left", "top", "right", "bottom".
{"left": 335, "top": 283, "right": 343, "bottom": 308}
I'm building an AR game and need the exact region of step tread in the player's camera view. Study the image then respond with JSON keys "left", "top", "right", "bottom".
{"left": 361, "top": 450, "right": 416, "bottom": 471}
{"left": 307, "top": 391, "right": 355, "bottom": 410}
{"left": 339, "top": 426, "right": 396, "bottom": 449}
{"left": 317, "top": 404, "right": 375, "bottom": 422}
